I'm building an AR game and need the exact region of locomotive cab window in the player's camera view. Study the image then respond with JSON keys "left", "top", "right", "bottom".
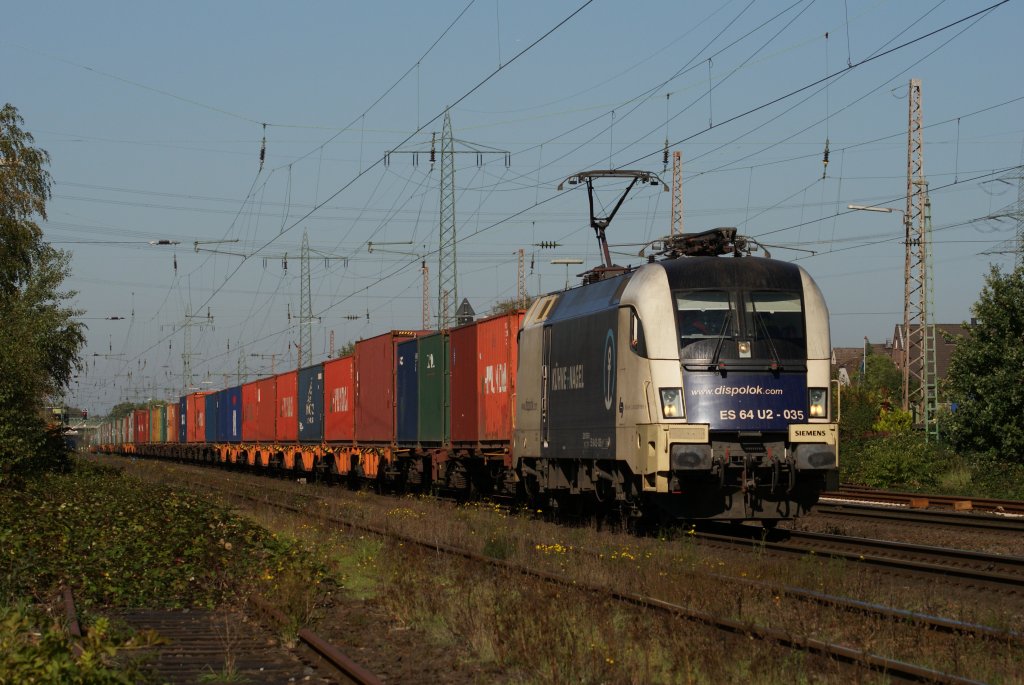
{"left": 629, "top": 308, "right": 647, "bottom": 357}
{"left": 744, "top": 291, "right": 806, "bottom": 361}
{"left": 675, "top": 289, "right": 806, "bottom": 363}
{"left": 675, "top": 291, "right": 735, "bottom": 360}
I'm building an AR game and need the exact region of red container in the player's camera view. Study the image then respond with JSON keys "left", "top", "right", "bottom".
{"left": 242, "top": 376, "right": 276, "bottom": 442}
{"left": 132, "top": 409, "right": 150, "bottom": 445}
{"left": 451, "top": 311, "right": 523, "bottom": 445}
{"left": 166, "top": 402, "right": 180, "bottom": 444}
{"left": 275, "top": 370, "right": 298, "bottom": 442}
{"left": 354, "top": 331, "right": 419, "bottom": 443}
{"left": 323, "top": 355, "right": 355, "bottom": 442}
{"left": 184, "top": 392, "right": 211, "bottom": 443}
{"left": 449, "top": 324, "right": 478, "bottom": 443}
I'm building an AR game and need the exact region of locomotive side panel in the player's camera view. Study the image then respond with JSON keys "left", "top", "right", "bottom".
{"left": 542, "top": 309, "right": 618, "bottom": 461}
{"left": 513, "top": 296, "right": 554, "bottom": 460}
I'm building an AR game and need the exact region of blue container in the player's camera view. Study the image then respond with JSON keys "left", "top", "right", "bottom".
{"left": 178, "top": 396, "right": 187, "bottom": 443}
{"left": 298, "top": 364, "right": 324, "bottom": 443}
{"left": 216, "top": 385, "right": 243, "bottom": 443}
{"left": 204, "top": 394, "right": 218, "bottom": 443}
{"left": 396, "top": 339, "right": 419, "bottom": 444}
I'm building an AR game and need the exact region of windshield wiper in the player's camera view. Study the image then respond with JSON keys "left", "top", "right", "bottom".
{"left": 750, "top": 300, "right": 783, "bottom": 370}
{"left": 708, "top": 310, "right": 733, "bottom": 371}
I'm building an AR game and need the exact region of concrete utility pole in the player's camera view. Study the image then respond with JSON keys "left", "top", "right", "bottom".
{"left": 902, "top": 78, "right": 936, "bottom": 439}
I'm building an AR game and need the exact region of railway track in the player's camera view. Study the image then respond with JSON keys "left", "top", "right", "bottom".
{"left": 60, "top": 536, "right": 381, "bottom": 684}
{"left": 134, "top": 460, "right": 1014, "bottom": 684}
{"left": 699, "top": 525, "right": 1024, "bottom": 594}
{"left": 825, "top": 485, "right": 1024, "bottom": 515}
{"left": 813, "top": 500, "right": 1024, "bottom": 533}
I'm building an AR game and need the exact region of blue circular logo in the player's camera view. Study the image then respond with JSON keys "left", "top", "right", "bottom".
{"left": 603, "top": 329, "right": 615, "bottom": 411}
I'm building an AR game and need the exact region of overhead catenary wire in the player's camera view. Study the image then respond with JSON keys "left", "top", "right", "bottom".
{"left": 125, "top": 0, "right": 599, "bottom": 368}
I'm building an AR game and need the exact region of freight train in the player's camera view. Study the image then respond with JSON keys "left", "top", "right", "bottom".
{"left": 94, "top": 227, "right": 838, "bottom": 525}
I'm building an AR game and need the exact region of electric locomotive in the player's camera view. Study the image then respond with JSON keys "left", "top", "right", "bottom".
{"left": 515, "top": 172, "right": 837, "bottom": 524}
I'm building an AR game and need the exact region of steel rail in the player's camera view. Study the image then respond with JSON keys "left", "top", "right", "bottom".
{"left": 249, "top": 595, "right": 383, "bottom": 685}
{"left": 814, "top": 501, "right": 1024, "bottom": 532}
{"left": 182, "top": 475, "right": 996, "bottom": 683}
{"left": 826, "top": 486, "right": 1024, "bottom": 515}
{"left": 697, "top": 528, "right": 1024, "bottom": 591}
{"left": 158, "top": 463, "right": 1024, "bottom": 645}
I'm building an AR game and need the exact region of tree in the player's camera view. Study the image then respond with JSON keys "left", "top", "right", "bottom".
{"left": 490, "top": 295, "right": 534, "bottom": 316}
{"left": 943, "top": 265, "right": 1024, "bottom": 461}
{"left": 0, "top": 104, "right": 85, "bottom": 481}
{"left": 838, "top": 342, "right": 907, "bottom": 440}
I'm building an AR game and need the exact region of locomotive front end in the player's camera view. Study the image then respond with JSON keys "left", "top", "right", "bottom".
{"left": 635, "top": 256, "right": 837, "bottom": 522}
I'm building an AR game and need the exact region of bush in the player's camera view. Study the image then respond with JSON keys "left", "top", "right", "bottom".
{"left": 872, "top": 407, "right": 912, "bottom": 434}
{"left": 0, "top": 602, "right": 140, "bottom": 684}
{"left": 841, "top": 433, "right": 945, "bottom": 489}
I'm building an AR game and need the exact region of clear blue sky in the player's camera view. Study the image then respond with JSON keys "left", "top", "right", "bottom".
{"left": 6, "top": 0, "right": 1022, "bottom": 413}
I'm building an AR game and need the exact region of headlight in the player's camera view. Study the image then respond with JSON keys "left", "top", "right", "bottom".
{"left": 808, "top": 387, "right": 828, "bottom": 418}
{"left": 660, "top": 388, "right": 684, "bottom": 418}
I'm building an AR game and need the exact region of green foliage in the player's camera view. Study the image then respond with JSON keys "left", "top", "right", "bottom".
{"left": 863, "top": 351, "right": 902, "bottom": 400}
{"left": 0, "top": 602, "right": 141, "bottom": 684}
{"left": 0, "top": 462, "right": 333, "bottom": 610}
{"left": 842, "top": 434, "right": 1024, "bottom": 500}
{"left": 336, "top": 341, "right": 355, "bottom": 358}
{"left": 872, "top": 406, "right": 912, "bottom": 434}
{"left": 836, "top": 385, "right": 878, "bottom": 441}
{"left": 106, "top": 403, "right": 138, "bottom": 422}
{"left": 840, "top": 433, "right": 945, "bottom": 489}
{"left": 943, "top": 265, "right": 1024, "bottom": 462}
{"left": 838, "top": 346, "right": 907, "bottom": 442}
{"left": 0, "top": 104, "right": 85, "bottom": 482}
{"left": 490, "top": 295, "right": 533, "bottom": 316}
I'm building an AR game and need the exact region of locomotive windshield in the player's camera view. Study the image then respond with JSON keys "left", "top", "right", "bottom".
{"left": 675, "top": 289, "right": 805, "bottom": 363}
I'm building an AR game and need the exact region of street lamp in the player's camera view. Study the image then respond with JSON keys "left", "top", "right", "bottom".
{"left": 551, "top": 258, "right": 584, "bottom": 289}
{"left": 847, "top": 203, "right": 917, "bottom": 414}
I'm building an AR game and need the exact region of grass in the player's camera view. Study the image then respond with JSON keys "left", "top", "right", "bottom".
{"left": 0, "top": 460, "right": 340, "bottom": 683}
{"left": 165, "top": 467, "right": 1024, "bottom": 685}
{"left": 840, "top": 433, "right": 1024, "bottom": 500}
{"left": 103, "top": 456, "right": 1024, "bottom": 684}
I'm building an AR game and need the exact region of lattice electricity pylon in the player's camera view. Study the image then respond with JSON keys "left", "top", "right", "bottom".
{"left": 902, "top": 78, "right": 932, "bottom": 428}
{"left": 421, "top": 260, "right": 430, "bottom": 330}
{"left": 438, "top": 110, "right": 458, "bottom": 329}
{"left": 671, "top": 151, "right": 683, "bottom": 237}
{"left": 181, "top": 305, "right": 213, "bottom": 394}
{"left": 923, "top": 195, "right": 939, "bottom": 442}
{"left": 978, "top": 142, "right": 1024, "bottom": 266}
{"left": 299, "top": 230, "right": 314, "bottom": 368}
{"left": 385, "top": 109, "right": 509, "bottom": 329}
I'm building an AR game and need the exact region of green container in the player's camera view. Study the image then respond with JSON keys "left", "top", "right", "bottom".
{"left": 418, "top": 332, "right": 450, "bottom": 444}
{"left": 149, "top": 404, "right": 168, "bottom": 443}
